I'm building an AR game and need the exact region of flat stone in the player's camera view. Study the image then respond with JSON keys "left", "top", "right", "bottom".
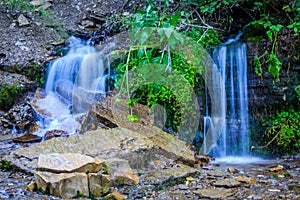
{"left": 18, "top": 14, "right": 30, "bottom": 27}
{"left": 214, "top": 178, "right": 241, "bottom": 188}
{"left": 12, "top": 134, "right": 42, "bottom": 143}
{"left": 44, "top": 129, "right": 68, "bottom": 140}
{"left": 235, "top": 176, "right": 256, "bottom": 184}
{"left": 4, "top": 127, "right": 195, "bottom": 173}
{"left": 194, "top": 188, "right": 234, "bottom": 199}
{"left": 178, "top": 184, "right": 189, "bottom": 190}
{"left": 35, "top": 2, "right": 52, "bottom": 11}
{"left": 36, "top": 153, "right": 104, "bottom": 173}
{"left": 104, "top": 190, "right": 126, "bottom": 200}
{"left": 142, "top": 164, "right": 197, "bottom": 185}
{"left": 30, "top": 0, "right": 47, "bottom": 6}
{"left": 34, "top": 171, "right": 89, "bottom": 198}
{"left": 268, "top": 165, "right": 285, "bottom": 172}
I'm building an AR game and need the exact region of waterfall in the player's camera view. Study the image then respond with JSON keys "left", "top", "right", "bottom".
{"left": 35, "top": 36, "right": 110, "bottom": 136}
{"left": 208, "top": 41, "right": 250, "bottom": 157}
{"left": 45, "top": 36, "right": 96, "bottom": 93}
{"left": 45, "top": 36, "right": 109, "bottom": 109}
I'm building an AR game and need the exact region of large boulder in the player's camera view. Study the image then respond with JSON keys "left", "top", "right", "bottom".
{"left": 34, "top": 171, "right": 89, "bottom": 199}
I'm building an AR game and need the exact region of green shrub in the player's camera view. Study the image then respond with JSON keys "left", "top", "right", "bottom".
{"left": 0, "top": 84, "right": 23, "bottom": 111}
{"left": 261, "top": 86, "right": 300, "bottom": 155}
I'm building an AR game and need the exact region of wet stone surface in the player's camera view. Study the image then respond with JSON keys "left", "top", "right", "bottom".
{"left": 1, "top": 136, "right": 300, "bottom": 199}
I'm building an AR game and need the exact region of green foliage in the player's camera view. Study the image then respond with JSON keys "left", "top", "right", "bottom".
{"left": 254, "top": 55, "right": 262, "bottom": 76}
{"left": 266, "top": 53, "right": 282, "bottom": 80}
{"left": 1, "top": 0, "right": 53, "bottom": 20}
{"left": 197, "top": 0, "right": 241, "bottom": 14}
{"left": 295, "top": 85, "right": 300, "bottom": 101}
{"left": 0, "top": 160, "right": 12, "bottom": 171}
{"left": 127, "top": 114, "right": 140, "bottom": 122}
{"left": 250, "top": 15, "right": 283, "bottom": 79}
{"left": 1, "top": 0, "right": 29, "bottom": 11}
{"left": 0, "top": 84, "right": 23, "bottom": 111}
{"left": 184, "top": 28, "right": 221, "bottom": 47}
{"left": 13, "top": 64, "right": 46, "bottom": 87}
{"left": 116, "top": 45, "right": 199, "bottom": 130}
{"left": 114, "top": 3, "right": 203, "bottom": 131}
{"left": 247, "top": 0, "right": 300, "bottom": 79}
{"left": 262, "top": 86, "right": 300, "bottom": 155}
{"left": 284, "top": 2, "right": 300, "bottom": 35}
{"left": 102, "top": 163, "right": 109, "bottom": 174}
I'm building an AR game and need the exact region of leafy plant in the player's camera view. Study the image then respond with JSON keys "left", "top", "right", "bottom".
{"left": 261, "top": 86, "right": 300, "bottom": 155}
{"left": 112, "top": 3, "right": 205, "bottom": 132}
{"left": 250, "top": 15, "right": 283, "bottom": 79}
{"left": 0, "top": 160, "right": 12, "bottom": 171}
{"left": 0, "top": 84, "right": 23, "bottom": 111}
{"left": 263, "top": 109, "right": 300, "bottom": 154}
{"left": 1, "top": 0, "right": 29, "bottom": 11}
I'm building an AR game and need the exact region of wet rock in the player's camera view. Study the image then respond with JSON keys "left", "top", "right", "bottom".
{"left": 51, "top": 39, "right": 65, "bottom": 46}
{"left": 268, "top": 165, "right": 285, "bottom": 172}
{"left": 106, "top": 158, "right": 139, "bottom": 185}
{"left": 194, "top": 154, "right": 213, "bottom": 166}
{"left": 214, "top": 178, "right": 241, "bottom": 188}
{"left": 33, "top": 88, "right": 46, "bottom": 100}
{"left": 1, "top": 101, "right": 37, "bottom": 136}
{"left": 104, "top": 190, "right": 126, "bottom": 200}
{"left": 36, "top": 153, "right": 104, "bottom": 173}
{"left": 12, "top": 134, "right": 42, "bottom": 143}
{"left": 178, "top": 184, "right": 189, "bottom": 190}
{"left": 81, "top": 20, "right": 96, "bottom": 28}
{"left": 268, "top": 188, "right": 281, "bottom": 192}
{"left": 194, "top": 188, "right": 234, "bottom": 199}
{"left": 228, "top": 167, "right": 239, "bottom": 174}
{"left": 44, "top": 129, "right": 68, "bottom": 140}
{"left": 0, "top": 143, "right": 14, "bottom": 149}
{"left": 34, "top": 171, "right": 89, "bottom": 199}
{"left": 18, "top": 14, "right": 30, "bottom": 27}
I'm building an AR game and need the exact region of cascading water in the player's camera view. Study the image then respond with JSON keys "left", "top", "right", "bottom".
{"left": 34, "top": 36, "right": 110, "bottom": 137}
{"left": 213, "top": 42, "right": 250, "bottom": 157}
{"left": 204, "top": 34, "right": 254, "bottom": 161}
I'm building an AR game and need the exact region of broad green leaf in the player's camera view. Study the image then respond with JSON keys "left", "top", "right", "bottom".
{"left": 266, "top": 30, "right": 273, "bottom": 40}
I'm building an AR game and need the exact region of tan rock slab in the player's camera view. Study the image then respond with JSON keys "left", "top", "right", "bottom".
{"left": 88, "top": 173, "right": 111, "bottom": 197}
{"left": 214, "top": 178, "right": 241, "bottom": 188}
{"left": 34, "top": 171, "right": 89, "bottom": 199}
{"left": 36, "top": 153, "right": 104, "bottom": 173}
{"left": 104, "top": 190, "right": 126, "bottom": 200}
{"left": 194, "top": 188, "right": 235, "bottom": 199}
{"left": 235, "top": 176, "right": 256, "bottom": 184}
{"left": 4, "top": 126, "right": 195, "bottom": 173}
